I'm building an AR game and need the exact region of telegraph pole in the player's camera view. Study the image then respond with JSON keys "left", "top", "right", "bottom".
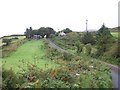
{"left": 86, "top": 19, "right": 88, "bottom": 32}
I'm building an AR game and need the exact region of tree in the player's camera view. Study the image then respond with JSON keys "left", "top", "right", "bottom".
{"left": 38, "top": 27, "right": 46, "bottom": 38}
{"left": 96, "top": 24, "right": 113, "bottom": 56}
{"left": 25, "top": 27, "right": 32, "bottom": 38}
{"left": 38, "top": 27, "right": 56, "bottom": 38}
{"left": 25, "top": 27, "right": 56, "bottom": 39}
{"left": 46, "top": 27, "right": 56, "bottom": 38}
{"left": 81, "top": 31, "right": 95, "bottom": 45}
{"left": 62, "top": 28, "right": 72, "bottom": 34}
{"left": 30, "top": 27, "right": 32, "bottom": 31}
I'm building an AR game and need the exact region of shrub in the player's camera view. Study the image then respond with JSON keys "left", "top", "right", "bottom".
{"left": 62, "top": 28, "right": 72, "bottom": 34}
{"left": 2, "top": 68, "right": 18, "bottom": 89}
{"left": 12, "top": 37, "right": 19, "bottom": 39}
{"left": 2, "top": 64, "right": 43, "bottom": 88}
{"left": 46, "top": 46, "right": 60, "bottom": 60}
{"left": 89, "top": 46, "right": 97, "bottom": 57}
{"left": 104, "top": 43, "right": 119, "bottom": 58}
{"left": 42, "top": 68, "right": 74, "bottom": 88}
{"left": 75, "top": 41, "right": 83, "bottom": 54}
{"left": 2, "top": 39, "right": 12, "bottom": 46}
{"left": 85, "top": 44, "right": 92, "bottom": 55}
{"left": 74, "top": 56, "right": 81, "bottom": 61}
{"left": 81, "top": 31, "right": 95, "bottom": 45}
{"left": 63, "top": 52, "right": 73, "bottom": 61}
{"left": 50, "top": 68, "right": 75, "bottom": 84}
{"left": 96, "top": 24, "right": 114, "bottom": 56}
{"left": 49, "top": 34, "right": 56, "bottom": 38}
{"left": 2, "top": 58, "right": 112, "bottom": 88}
{"left": 42, "top": 77, "right": 67, "bottom": 88}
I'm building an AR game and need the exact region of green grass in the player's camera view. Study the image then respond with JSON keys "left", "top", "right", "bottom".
{"left": 111, "top": 32, "right": 118, "bottom": 38}
{"left": 0, "top": 36, "right": 26, "bottom": 48}
{"left": 3, "top": 40, "right": 58, "bottom": 73}
{"left": 3, "top": 36, "right": 26, "bottom": 39}
{"left": 5, "top": 36, "right": 26, "bottom": 43}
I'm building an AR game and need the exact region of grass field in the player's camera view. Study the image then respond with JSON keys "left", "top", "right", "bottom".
{"left": 0, "top": 36, "right": 26, "bottom": 48}
{"left": 111, "top": 32, "right": 118, "bottom": 39}
{"left": 3, "top": 40, "right": 58, "bottom": 73}
{"left": 4, "top": 35, "right": 26, "bottom": 43}
{"left": 3, "top": 35, "right": 26, "bottom": 39}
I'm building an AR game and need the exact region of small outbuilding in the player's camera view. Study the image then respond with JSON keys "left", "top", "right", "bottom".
{"left": 32, "top": 35, "right": 41, "bottom": 39}
{"left": 44, "top": 35, "right": 47, "bottom": 38}
{"left": 58, "top": 32, "right": 66, "bottom": 36}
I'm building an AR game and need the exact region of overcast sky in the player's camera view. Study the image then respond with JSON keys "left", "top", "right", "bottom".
{"left": 0, "top": 0, "right": 119, "bottom": 37}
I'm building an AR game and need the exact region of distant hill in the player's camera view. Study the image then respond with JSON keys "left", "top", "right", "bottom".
{"left": 109, "top": 26, "right": 120, "bottom": 32}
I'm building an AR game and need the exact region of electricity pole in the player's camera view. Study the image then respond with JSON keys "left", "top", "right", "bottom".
{"left": 86, "top": 19, "right": 88, "bottom": 32}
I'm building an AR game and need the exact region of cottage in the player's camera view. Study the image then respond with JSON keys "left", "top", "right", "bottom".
{"left": 58, "top": 32, "right": 66, "bottom": 36}
{"left": 44, "top": 35, "right": 47, "bottom": 38}
{"left": 32, "top": 35, "right": 41, "bottom": 39}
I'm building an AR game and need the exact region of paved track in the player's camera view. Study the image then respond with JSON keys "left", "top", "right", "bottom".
{"left": 47, "top": 38, "right": 68, "bottom": 53}
{"left": 108, "top": 63, "right": 120, "bottom": 89}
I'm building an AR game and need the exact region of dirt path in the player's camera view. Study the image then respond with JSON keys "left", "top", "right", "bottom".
{"left": 47, "top": 38, "right": 120, "bottom": 89}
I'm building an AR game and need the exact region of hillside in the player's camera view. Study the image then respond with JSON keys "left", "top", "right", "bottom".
{"left": 109, "top": 26, "right": 120, "bottom": 32}
{"left": 2, "top": 37, "right": 112, "bottom": 88}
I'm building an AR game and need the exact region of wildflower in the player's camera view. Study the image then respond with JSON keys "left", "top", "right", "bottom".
{"left": 76, "top": 73, "right": 80, "bottom": 76}
{"left": 74, "top": 84, "right": 79, "bottom": 87}
{"left": 89, "top": 65, "right": 94, "bottom": 68}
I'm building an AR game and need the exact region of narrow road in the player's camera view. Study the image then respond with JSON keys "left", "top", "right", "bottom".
{"left": 47, "top": 38, "right": 120, "bottom": 89}
{"left": 108, "top": 63, "right": 120, "bottom": 89}
{"left": 47, "top": 38, "right": 68, "bottom": 53}
{"left": 102, "top": 62, "right": 120, "bottom": 89}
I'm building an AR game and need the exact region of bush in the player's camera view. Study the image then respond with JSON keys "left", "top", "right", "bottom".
{"left": 75, "top": 41, "right": 83, "bottom": 54}
{"left": 2, "top": 64, "right": 43, "bottom": 89}
{"left": 49, "top": 34, "right": 56, "bottom": 38}
{"left": 2, "top": 39, "right": 12, "bottom": 46}
{"left": 11, "top": 37, "right": 19, "bottom": 40}
{"left": 85, "top": 44, "right": 92, "bottom": 55}
{"left": 42, "top": 77, "right": 67, "bottom": 88}
{"left": 63, "top": 52, "right": 73, "bottom": 61}
{"left": 104, "top": 43, "right": 119, "bottom": 58}
{"left": 2, "top": 58, "right": 112, "bottom": 88}
{"left": 96, "top": 24, "right": 114, "bottom": 56}
{"left": 2, "top": 68, "right": 18, "bottom": 89}
{"left": 81, "top": 31, "right": 95, "bottom": 45}
{"left": 62, "top": 28, "right": 72, "bottom": 34}
{"left": 46, "top": 45, "right": 60, "bottom": 60}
